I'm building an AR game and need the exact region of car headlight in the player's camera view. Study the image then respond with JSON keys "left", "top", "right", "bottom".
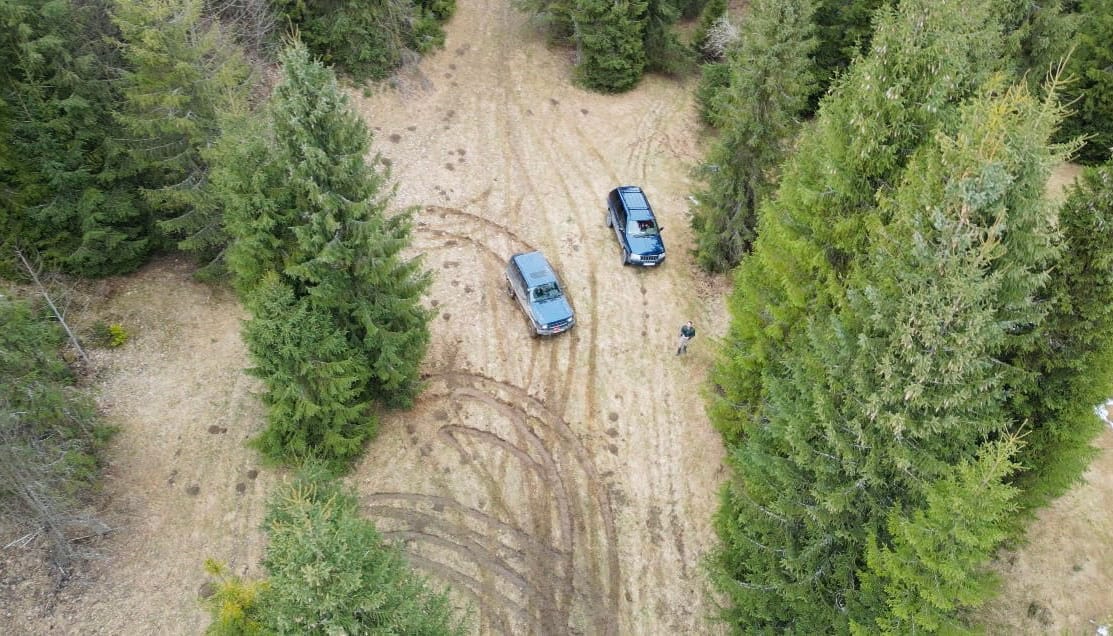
{"left": 627, "top": 252, "right": 642, "bottom": 262}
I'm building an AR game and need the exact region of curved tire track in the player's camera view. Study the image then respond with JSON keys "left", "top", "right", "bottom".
{"left": 365, "top": 371, "right": 620, "bottom": 634}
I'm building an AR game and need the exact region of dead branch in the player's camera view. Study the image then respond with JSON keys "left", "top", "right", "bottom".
{"left": 14, "top": 249, "right": 88, "bottom": 365}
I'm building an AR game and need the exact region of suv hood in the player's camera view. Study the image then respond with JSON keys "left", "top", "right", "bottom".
{"left": 628, "top": 234, "right": 665, "bottom": 256}
{"left": 532, "top": 297, "right": 574, "bottom": 326}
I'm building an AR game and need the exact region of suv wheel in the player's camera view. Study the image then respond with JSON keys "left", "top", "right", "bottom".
{"left": 506, "top": 279, "right": 514, "bottom": 298}
{"left": 605, "top": 210, "right": 613, "bottom": 228}
{"left": 621, "top": 248, "right": 629, "bottom": 266}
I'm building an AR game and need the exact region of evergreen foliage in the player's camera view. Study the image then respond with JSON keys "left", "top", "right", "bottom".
{"left": 809, "top": 0, "right": 893, "bottom": 107}
{"left": 243, "top": 274, "right": 377, "bottom": 472}
{"left": 992, "top": 0, "right": 1076, "bottom": 93}
{"left": 202, "top": 558, "right": 268, "bottom": 636}
{"left": 112, "top": 0, "right": 252, "bottom": 273}
{"left": 203, "top": 473, "right": 463, "bottom": 634}
{"left": 711, "top": 0, "right": 1007, "bottom": 442}
{"left": 272, "top": 0, "right": 454, "bottom": 81}
{"left": 690, "top": 0, "right": 816, "bottom": 272}
{"left": 520, "top": 0, "right": 693, "bottom": 90}
{"left": 224, "top": 43, "right": 431, "bottom": 468}
{"left": 0, "top": 0, "right": 151, "bottom": 276}
{"left": 573, "top": 0, "right": 648, "bottom": 92}
{"left": 212, "top": 110, "right": 291, "bottom": 294}
{"left": 855, "top": 439, "right": 1020, "bottom": 633}
{"left": 691, "top": 0, "right": 727, "bottom": 58}
{"left": 1009, "top": 161, "right": 1113, "bottom": 509}
{"left": 1060, "top": 0, "right": 1113, "bottom": 163}
{"left": 708, "top": 0, "right": 1083, "bottom": 628}
{"left": 513, "top": 0, "right": 577, "bottom": 44}
{"left": 673, "top": 0, "right": 706, "bottom": 20}
{"left": 694, "top": 61, "right": 729, "bottom": 126}
{"left": 642, "top": 0, "right": 694, "bottom": 75}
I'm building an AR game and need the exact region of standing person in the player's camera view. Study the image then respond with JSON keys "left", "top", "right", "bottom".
{"left": 677, "top": 320, "right": 696, "bottom": 355}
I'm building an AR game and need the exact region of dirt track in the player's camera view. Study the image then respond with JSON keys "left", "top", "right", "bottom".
{"left": 349, "top": 0, "right": 728, "bottom": 632}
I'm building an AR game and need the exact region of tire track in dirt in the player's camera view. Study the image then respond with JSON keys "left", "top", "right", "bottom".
{"left": 365, "top": 371, "right": 619, "bottom": 634}
{"left": 403, "top": 552, "right": 528, "bottom": 632}
{"left": 627, "top": 98, "right": 670, "bottom": 183}
{"left": 436, "top": 372, "right": 620, "bottom": 632}
{"left": 432, "top": 382, "right": 575, "bottom": 627}
{"left": 383, "top": 529, "right": 539, "bottom": 598}
{"left": 505, "top": 102, "right": 596, "bottom": 414}
{"left": 351, "top": 0, "right": 723, "bottom": 632}
{"left": 411, "top": 204, "right": 547, "bottom": 372}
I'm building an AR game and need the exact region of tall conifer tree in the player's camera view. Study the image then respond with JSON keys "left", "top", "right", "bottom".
{"left": 0, "top": 0, "right": 151, "bottom": 276}
{"left": 1059, "top": 0, "right": 1112, "bottom": 163}
{"left": 1009, "top": 160, "right": 1113, "bottom": 508}
{"left": 708, "top": 0, "right": 1074, "bottom": 629}
{"left": 112, "top": 0, "right": 251, "bottom": 271}
{"left": 691, "top": 0, "right": 816, "bottom": 272}
{"left": 224, "top": 43, "right": 431, "bottom": 467}
{"left": 572, "top": 0, "right": 648, "bottom": 92}
{"left": 711, "top": 0, "right": 1006, "bottom": 442}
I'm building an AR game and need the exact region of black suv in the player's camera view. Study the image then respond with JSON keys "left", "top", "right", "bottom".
{"left": 606, "top": 186, "right": 666, "bottom": 266}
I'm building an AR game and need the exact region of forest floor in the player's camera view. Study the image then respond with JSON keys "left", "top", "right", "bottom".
{"left": 1, "top": 2, "right": 1110, "bottom": 634}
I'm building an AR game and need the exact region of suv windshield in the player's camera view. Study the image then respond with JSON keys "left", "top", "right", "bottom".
{"left": 531, "top": 282, "right": 561, "bottom": 301}
{"left": 627, "top": 218, "right": 659, "bottom": 237}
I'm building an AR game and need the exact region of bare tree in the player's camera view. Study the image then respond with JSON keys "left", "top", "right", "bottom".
{"left": 703, "top": 14, "right": 740, "bottom": 61}
{"left": 14, "top": 249, "right": 88, "bottom": 365}
{"left": 0, "top": 405, "right": 110, "bottom": 578}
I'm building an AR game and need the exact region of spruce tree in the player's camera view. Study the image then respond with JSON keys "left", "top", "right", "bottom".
{"left": 267, "top": 43, "right": 431, "bottom": 407}
{"left": 1060, "top": 0, "right": 1113, "bottom": 163}
{"left": 708, "top": 0, "right": 1072, "bottom": 628}
{"left": 243, "top": 274, "right": 376, "bottom": 470}
{"left": 225, "top": 43, "right": 431, "bottom": 466}
{"left": 809, "top": 0, "right": 893, "bottom": 107}
{"left": 642, "top": 0, "right": 692, "bottom": 75}
{"left": 1010, "top": 161, "right": 1113, "bottom": 509}
{"left": 112, "top": 0, "right": 251, "bottom": 271}
{"left": 572, "top": 0, "right": 648, "bottom": 92}
{"left": 690, "top": 0, "right": 816, "bottom": 272}
{"left": 711, "top": 0, "right": 1006, "bottom": 442}
{"left": 203, "top": 472, "right": 463, "bottom": 634}
{"left": 712, "top": 73, "right": 1066, "bottom": 634}
{"left": 217, "top": 111, "right": 295, "bottom": 296}
{"left": 0, "top": 0, "right": 151, "bottom": 276}
{"left": 856, "top": 439, "right": 1021, "bottom": 633}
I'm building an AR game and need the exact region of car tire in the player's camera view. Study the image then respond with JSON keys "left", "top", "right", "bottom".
{"left": 621, "top": 248, "right": 630, "bottom": 266}
{"left": 605, "top": 211, "right": 613, "bottom": 228}
{"left": 506, "top": 279, "right": 514, "bottom": 298}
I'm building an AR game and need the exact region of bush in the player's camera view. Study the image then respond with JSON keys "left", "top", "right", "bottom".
{"left": 88, "top": 321, "right": 129, "bottom": 348}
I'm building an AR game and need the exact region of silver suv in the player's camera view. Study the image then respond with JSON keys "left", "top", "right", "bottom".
{"left": 505, "top": 251, "right": 575, "bottom": 336}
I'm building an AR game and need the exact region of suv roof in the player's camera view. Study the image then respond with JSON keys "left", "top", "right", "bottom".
{"left": 511, "top": 251, "right": 557, "bottom": 286}
{"left": 616, "top": 186, "right": 650, "bottom": 210}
